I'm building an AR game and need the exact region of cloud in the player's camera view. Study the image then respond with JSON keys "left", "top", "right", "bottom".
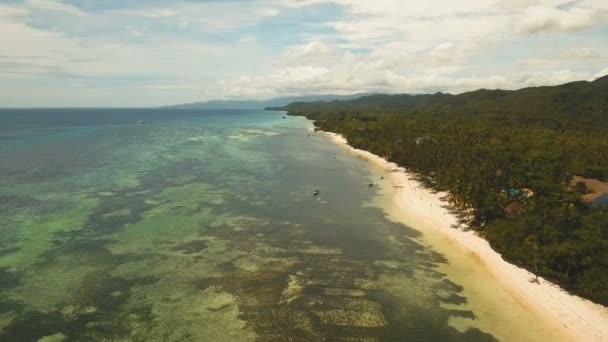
{"left": 560, "top": 47, "right": 600, "bottom": 59}
{"left": 129, "top": 8, "right": 179, "bottom": 19}
{"left": 219, "top": 66, "right": 594, "bottom": 99}
{"left": 0, "top": 59, "right": 93, "bottom": 79}
{"left": 1, "top": 0, "right": 608, "bottom": 106}
{"left": 0, "top": 4, "right": 29, "bottom": 17}
{"left": 112, "top": 2, "right": 282, "bottom": 33}
{"left": 514, "top": 6, "right": 595, "bottom": 33}
{"left": 0, "top": 21, "right": 80, "bottom": 61}
{"left": 25, "top": 0, "right": 89, "bottom": 16}
{"left": 215, "top": 0, "right": 608, "bottom": 99}
{"left": 591, "top": 68, "right": 608, "bottom": 80}
{"left": 279, "top": 40, "right": 342, "bottom": 66}
{"left": 143, "top": 83, "right": 200, "bottom": 90}
{"left": 518, "top": 69, "right": 589, "bottom": 87}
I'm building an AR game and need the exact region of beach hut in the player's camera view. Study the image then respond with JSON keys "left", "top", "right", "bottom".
{"left": 521, "top": 188, "right": 535, "bottom": 198}
{"left": 590, "top": 194, "right": 608, "bottom": 208}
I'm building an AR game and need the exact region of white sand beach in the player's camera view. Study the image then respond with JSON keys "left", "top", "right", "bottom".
{"left": 325, "top": 131, "right": 608, "bottom": 342}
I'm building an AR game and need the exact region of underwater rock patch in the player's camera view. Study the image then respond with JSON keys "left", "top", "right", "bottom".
{"left": 0, "top": 267, "right": 21, "bottom": 289}
{"left": 101, "top": 209, "right": 131, "bottom": 218}
{"left": 315, "top": 298, "right": 387, "bottom": 328}
{"left": 37, "top": 332, "right": 66, "bottom": 342}
{"left": 280, "top": 275, "right": 305, "bottom": 305}
{"left": 322, "top": 288, "right": 366, "bottom": 298}
{"left": 170, "top": 240, "right": 208, "bottom": 254}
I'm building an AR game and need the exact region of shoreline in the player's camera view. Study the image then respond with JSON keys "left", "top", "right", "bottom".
{"left": 323, "top": 130, "right": 608, "bottom": 342}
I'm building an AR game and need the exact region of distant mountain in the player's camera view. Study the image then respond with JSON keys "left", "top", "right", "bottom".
{"left": 278, "top": 75, "right": 608, "bottom": 117}
{"left": 162, "top": 94, "right": 374, "bottom": 110}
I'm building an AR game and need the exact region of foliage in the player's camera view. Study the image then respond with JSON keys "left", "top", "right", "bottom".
{"left": 279, "top": 76, "right": 608, "bottom": 305}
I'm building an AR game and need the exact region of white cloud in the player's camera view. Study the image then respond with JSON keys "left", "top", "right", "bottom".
{"left": 279, "top": 40, "right": 342, "bottom": 66}
{"left": 129, "top": 8, "right": 179, "bottom": 19}
{"left": 0, "top": 4, "right": 29, "bottom": 17}
{"left": 0, "top": 2, "right": 276, "bottom": 75}
{"left": 0, "top": 21, "right": 80, "bottom": 61}
{"left": 143, "top": 83, "right": 200, "bottom": 90}
{"left": 518, "top": 69, "right": 589, "bottom": 87}
{"left": 114, "top": 2, "right": 282, "bottom": 33}
{"left": 514, "top": 6, "right": 595, "bottom": 33}
{"left": 219, "top": 66, "right": 598, "bottom": 99}
{"left": 238, "top": 34, "right": 258, "bottom": 44}
{"left": 591, "top": 68, "right": 608, "bottom": 80}
{"left": 25, "top": 0, "right": 89, "bottom": 17}
{"left": 1, "top": 0, "right": 608, "bottom": 106}
{"left": 215, "top": 0, "right": 608, "bottom": 99}
{"left": 332, "top": 0, "right": 500, "bottom": 18}
{"left": 560, "top": 47, "right": 600, "bottom": 59}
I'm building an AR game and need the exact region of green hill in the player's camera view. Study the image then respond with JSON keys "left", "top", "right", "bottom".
{"left": 277, "top": 75, "right": 608, "bottom": 305}
{"left": 280, "top": 75, "right": 608, "bottom": 121}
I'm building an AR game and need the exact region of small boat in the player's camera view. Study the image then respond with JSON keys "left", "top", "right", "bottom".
{"left": 368, "top": 183, "right": 374, "bottom": 187}
{"left": 331, "top": 156, "right": 337, "bottom": 159}
{"left": 313, "top": 190, "right": 320, "bottom": 196}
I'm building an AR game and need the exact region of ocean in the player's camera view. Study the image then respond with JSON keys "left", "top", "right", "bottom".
{"left": 0, "top": 109, "right": 496, "bottom": 341}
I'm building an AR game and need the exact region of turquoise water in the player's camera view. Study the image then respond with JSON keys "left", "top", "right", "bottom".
{"left": 0, "top": 109, "right": 495, "bottom": 341}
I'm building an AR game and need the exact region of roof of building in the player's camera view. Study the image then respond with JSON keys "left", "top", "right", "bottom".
{"left": 591, "top": 194, "right": 608, "bottom": 208}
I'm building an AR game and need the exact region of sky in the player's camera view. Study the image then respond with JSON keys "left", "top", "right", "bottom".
{"left": 0, "top": 0, "right": 607, "bottom": 107}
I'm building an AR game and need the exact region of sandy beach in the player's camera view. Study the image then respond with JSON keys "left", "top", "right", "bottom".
{"left": 324, "top": 131, "right": 608, "bottom": 342}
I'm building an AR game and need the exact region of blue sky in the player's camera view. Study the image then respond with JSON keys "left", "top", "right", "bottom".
{"left": 0, "top": 0, "right": 607, "bottom": 107}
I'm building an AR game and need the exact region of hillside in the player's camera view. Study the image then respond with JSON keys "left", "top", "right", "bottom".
{"left": 162, "top": 93, "right": 373, "bottom": 110}
{"left": 280, "top": 75, "right": 608, "bottom": 122}
{"left": 278, "top": 75, "right": 608, "bottom": 305}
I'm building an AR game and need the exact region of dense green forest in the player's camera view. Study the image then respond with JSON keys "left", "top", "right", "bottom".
{"left": 275, "top": 76, "right": 608, "bottom": 305}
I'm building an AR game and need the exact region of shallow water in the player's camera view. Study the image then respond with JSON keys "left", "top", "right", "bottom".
{"left": 0, "top": 109, "right": 497, "bottom": 341}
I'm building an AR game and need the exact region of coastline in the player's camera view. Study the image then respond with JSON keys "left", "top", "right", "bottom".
{"left": 323, "top": 130, "right": 608, "bottom": 342}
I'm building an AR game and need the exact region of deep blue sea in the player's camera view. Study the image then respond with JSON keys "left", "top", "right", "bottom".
{"left": 0, "top": 109, "right": 496, "bottom": 341}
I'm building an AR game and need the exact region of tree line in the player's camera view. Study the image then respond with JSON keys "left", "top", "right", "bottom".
{"left": 275, "top": 75, "right": 608, "bottom": 305}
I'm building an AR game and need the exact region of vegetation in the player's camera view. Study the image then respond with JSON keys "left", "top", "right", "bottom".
{"left": 276, "top": 76, "right": 608, "bottom": 305}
